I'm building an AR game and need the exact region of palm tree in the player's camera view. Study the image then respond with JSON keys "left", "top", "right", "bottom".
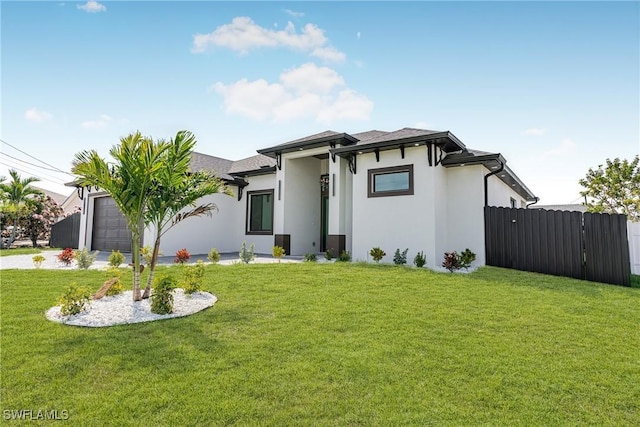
{"left": 141, "top": 130, "right": 232, "bottom": 298}
{"left": 0, "top": 170, "right": 43, "bottom": 247}
{"left": 72, "top": 132, "right": 166, "bottom": 301}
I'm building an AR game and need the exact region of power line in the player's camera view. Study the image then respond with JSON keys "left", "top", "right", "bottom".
{"left": 0, "top": 138, "right": 74, "bottom": 176}
{"left": 0, "top": 151, "right": 70, "bottom": 174}
{"left": 0, "top": 161, "right": 68, "bottom": 185}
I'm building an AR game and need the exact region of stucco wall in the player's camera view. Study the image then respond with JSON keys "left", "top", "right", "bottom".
{"left": 240, "top": 173, "right": 277, "bottom": 255}
{"left": 445, "top": 165, "right": 486, "bottom": 265}
{"left": 283, "top": 156, "right": 322, "bottom": 255}
{"left": 351, "top": 146, "right": 438, "bottom": 267}
{"left": 156, "top": 189, "right": 241, "bottom": 256}
{"left": 487, "top": 173, "right": 527, "bottom": 208}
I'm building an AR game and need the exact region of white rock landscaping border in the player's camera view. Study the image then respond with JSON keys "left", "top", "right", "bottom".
{"left": 46, "top": 289, "right": 217, "bottom": 327}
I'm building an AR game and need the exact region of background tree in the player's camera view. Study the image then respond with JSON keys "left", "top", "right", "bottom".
{"left": 141, "top": 130, "right": 232, "bottom": 298}
{"left": 0, "top": 170, "right": 43, "bottom": 247}
{"left": 579, "top": 156, "right": 639, "bottom": 222}
{"left": 22, "top": 194, "right": 64, "bottom": 247}
{"left": 73, "top": 132, "right": 166, "bottom": 301}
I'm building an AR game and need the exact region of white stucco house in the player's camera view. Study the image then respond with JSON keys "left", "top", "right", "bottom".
{"left": 74, "top": 127, "right": 536, "bottom": 268}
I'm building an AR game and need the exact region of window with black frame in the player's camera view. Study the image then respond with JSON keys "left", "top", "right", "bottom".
{"left": 367, "top": 165, "right": 414, "bottom": 197}
{"left": 246, "top": 190, "right": 273, "bottom": 234}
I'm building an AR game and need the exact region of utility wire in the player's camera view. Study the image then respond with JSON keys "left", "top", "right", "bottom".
{"left": 0, "top": 151, "right": 70, "bottom": 174}
{"left": 0, "top": 138, "right": 74, "bottom": 176}
{"left": 0, "top": 161, "right": 68, "bottom": 185}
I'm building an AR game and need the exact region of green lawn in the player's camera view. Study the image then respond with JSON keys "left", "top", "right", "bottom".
{"left": 0, "top": 247, "right": 43, "bottom": 257}
{"left": 1, "top": 264, "right": 638, "bottom": 425}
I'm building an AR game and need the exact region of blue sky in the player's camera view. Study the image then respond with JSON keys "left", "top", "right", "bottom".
{"left": 2, "top": 1, "right": 638, "bottom": 204}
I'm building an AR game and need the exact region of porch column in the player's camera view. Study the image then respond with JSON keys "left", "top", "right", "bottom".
{"left": 328, "top": 155, "right": 348, "bottom": 255}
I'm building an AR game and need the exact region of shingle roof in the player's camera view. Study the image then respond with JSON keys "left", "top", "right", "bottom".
{"left": 354, "top": 127, "right": 441, "bottom": 146}
{"left": 228, "top": 155, "right": 276, "bottom": 175}
{"left": 189, "top": 152, "right": 234, "bottom": 180}
{"left": 351, "top": 130, "right": 389, "bottom": 143}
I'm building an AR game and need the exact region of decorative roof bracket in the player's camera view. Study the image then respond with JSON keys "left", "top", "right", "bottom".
{"left": 348, "top": 154, "right": 357, "bottom": 174}
{"left": 427, "top": 142, "right": 433, "bottom": 167}
{"left": 329, "top": 142, "right": 336, "bottom": 163}
{"left": 374, "top": 149, "right": 380, "bottom": 162}
{"left": 275, "top": 152, "right": 282, "bottom": 170}
{"left": 400, "top": 145, "right": 405, "bottom": 159}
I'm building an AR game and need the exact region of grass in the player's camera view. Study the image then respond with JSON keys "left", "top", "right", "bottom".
{"left": 0, "top": 247, "right": 58, "bottom": 257}
{"left": 1, "top": 264, "right": 639, "bottom": 425}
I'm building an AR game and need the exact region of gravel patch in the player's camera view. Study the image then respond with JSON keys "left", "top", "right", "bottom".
{"left": 46, "top": 289, "right": 217, "bottom": 327}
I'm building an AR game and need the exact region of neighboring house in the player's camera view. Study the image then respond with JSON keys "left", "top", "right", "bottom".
{"left": 74, "top": 127, "right": 536, "bottom": 268}
{"left": 529, "top": 204, "right": 588, "bottom": 213}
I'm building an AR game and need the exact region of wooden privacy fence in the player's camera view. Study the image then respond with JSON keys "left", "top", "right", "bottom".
{"left": 49, "top": 212, "right": 80, "bottom": 249}
{"left": 484, "top": 207, "right": 631, "bottom": 286}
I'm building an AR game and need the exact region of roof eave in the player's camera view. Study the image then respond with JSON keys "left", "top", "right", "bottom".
{"left": 258, "top": 133, "right": 358, "bottom": 158}
{"left": 331, "top": 131, "right": 465, "bottom": 157}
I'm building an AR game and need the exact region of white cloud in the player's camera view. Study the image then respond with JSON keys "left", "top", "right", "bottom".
{"left": 544, "top": 138, "right": 576, "bottom": 157}
{"left": 283, "top": 9, "right": 304, "bottom": 18}
{"left": 522, "top": 128, "right": 546, "bottom": 136}
{"left": 213, "top": 63, "right": 373, "bottom": 124}
{"left": 192, "top": 16, "right": 345, "bottom": 62}
{"left": 77, "top": 1, "right": 106, "bottom": 13}
{"left": 311, "top": 46, "right": 346, "bottom": 62}
{"left": 81, "top": 114, "right": 113, "bottom": 129}
{"left": 24, "top": 107, "right": 52, "bottom": 123}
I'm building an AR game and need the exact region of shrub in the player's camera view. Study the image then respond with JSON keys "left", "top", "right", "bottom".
{"left": 324, "top": 249, "right": 334, "bottom": 260}
{"left": 239, "top": 241, "right": 255, "bottom": 264}
{"left": 207, "top": 248, "right": 220, "bottom": 264}
{"left": 108, "top": 250, "right": 125, "bottom": 267}
{"left": 459, "top": 248, "right": 476, "bottom": 269}
{"left": 150, "top": 275, "right": 177, "bottom": 315}
{"left": 272, "top": 245, "right": 286, "bottom": 262}
{"left": 174, "top": 248, "right": 191, "bottom": 264}
{"left": 32, "top": 254, "right": 46, "bottom": 269}
{"left": 104, "top": 268, "right": 124, "bottom": 296}
{"left": 303, "top": 253, "right": 317, "bottom": 262}
{"left": 75, "top": 247, "right": 98, "bottom": 270}
{"left": 57, "top": 248, "right": 75, "bottom": 266}
{"left": 369, "top": 247, "right": 386, "bottom": 263}
{"left": 141, "top": 245, "right": 161, "bottom": 265}
{"left": 181, "top": 260, "right": 205, "bottom": 294}
{"left": 393, "top": 248, "right": 409, "bottom": 265}
{"left": 442, "top": 249, "right": 477, "bottom": 272}
{"left": 57, "top": 283, "right": 92, "bottom": 316}
{"left": 442, "top": 251, "right": 461, "bottom": 272}
{"left": 414, "top": 251, "right": 426, "bottom": 268}
{"left": 337, "top": 250, "right": 352, "bottom": 262}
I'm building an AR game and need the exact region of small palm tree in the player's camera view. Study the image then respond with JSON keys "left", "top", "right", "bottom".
{"left": 72, "top": 132, "right": 166, "bottom": 301}
{"left": 141, "top": 130, "right": 232, "bottom": 298}
{"left": 0, "top": 170, "right": 43, "bottom": 247}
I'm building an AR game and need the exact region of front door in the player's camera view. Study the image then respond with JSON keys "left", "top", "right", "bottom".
{"left": 320, "top": 174, "right": 329, "bottom": 251}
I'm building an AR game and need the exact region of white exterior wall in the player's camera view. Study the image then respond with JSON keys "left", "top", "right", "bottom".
{"left": 241, "top": 173, "right": 277, "bottom": 255}
{"left": 283, "top": 155, "right": 322, "bottom": 255}
{"left": 445, "top": 165, "right": 486, "bottom": 266}
{"left": 155, "top": 188, "right": 241, "bottom": 256}
{"left": 487, "top": 173, "right": 527, "bottom": 208}
{"left": 351, "top": 146, "right": 440, "bottom": 267}
{"left": 78, "top": 191, "right": 110, "bottom": 250}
